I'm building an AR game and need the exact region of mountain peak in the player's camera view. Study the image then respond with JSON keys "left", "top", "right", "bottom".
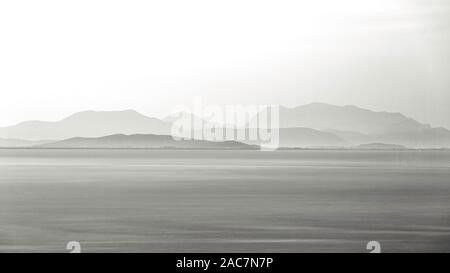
{"left": 63, "top": 109, "right": 144, "bottom": 120}
{"left": 0, "top": 109, "right": 171, "bottom": 140}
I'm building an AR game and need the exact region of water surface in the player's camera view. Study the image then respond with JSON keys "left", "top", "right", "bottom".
{"left": 0, "top": 149, "right": 449, "bottom": 252}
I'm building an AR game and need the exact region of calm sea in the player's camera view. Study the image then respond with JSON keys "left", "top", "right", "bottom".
{"left": 0, "top": 149, "right": 449, "bottom": 252}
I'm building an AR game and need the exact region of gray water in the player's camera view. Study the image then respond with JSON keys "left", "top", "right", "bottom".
{"left": 0, "top": 149, "right": 449, "bottom": 253}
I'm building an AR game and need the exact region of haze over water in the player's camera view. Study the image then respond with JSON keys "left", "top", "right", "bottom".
{"left": 0, "top": 149, "right": 449, "bottom": 252}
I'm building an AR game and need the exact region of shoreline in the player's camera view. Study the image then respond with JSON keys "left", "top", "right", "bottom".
{"left": 0, "top": 147, "right": 449, "bottom": 151}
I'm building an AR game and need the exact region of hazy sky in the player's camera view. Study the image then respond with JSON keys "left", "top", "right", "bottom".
{"left": 1, "top": 0, "right": 449, "bottom": 128}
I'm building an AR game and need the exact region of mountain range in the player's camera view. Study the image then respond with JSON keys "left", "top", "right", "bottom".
{"left": 0, "top": 110, "right": 170, "bottom": 141}
{"left": 38, "top": 134, "right": 257, "bottom": 149}
{"left": 1, "top": 103, "right": 449, "bottom": 148}
{"left": 250, "top": 103, "right": 450, "bottom": 148}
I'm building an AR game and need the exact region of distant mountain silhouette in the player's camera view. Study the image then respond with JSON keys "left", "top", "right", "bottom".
{"left": 278, "top": 127, "right": 347, "bottom": 147}
{"left": 242, "top": 127, "right": 347, "bottom": 148}
{"left": 0, "top": 138, "right": 53, "bottom": 147}
{"left": 354, "top": 143, "right": 407, "bottom": 150}
{"left": 374, "top": 127, "right": 450, "bottom": 148}
{"left": 257, "top": 103, "right": 428, "bottom": 134}
{"left": 163, "top": 112, "right": 207, "bottom": 126}
{"left": 0, "top": 110, "right": 171, "bottom": 140}
{"left": 1, "top": 104, "right": 450, "bottom": 148}
{"left": 38, "top": 134, "right": 258, "bottom": 149}
{"left": 252, "top": 103, "right": 450, "bottom": 148}
{"left": 324, "top": 129, "right": 374, "bottom": 144}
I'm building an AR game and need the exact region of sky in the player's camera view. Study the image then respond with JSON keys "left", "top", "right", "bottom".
{"left": 1, "top": 0, "right": 449, "bottom": 128}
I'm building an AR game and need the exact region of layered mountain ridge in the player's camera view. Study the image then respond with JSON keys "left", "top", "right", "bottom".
{"left": 1, "top": 103, "right": 449, "bottom": 148}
